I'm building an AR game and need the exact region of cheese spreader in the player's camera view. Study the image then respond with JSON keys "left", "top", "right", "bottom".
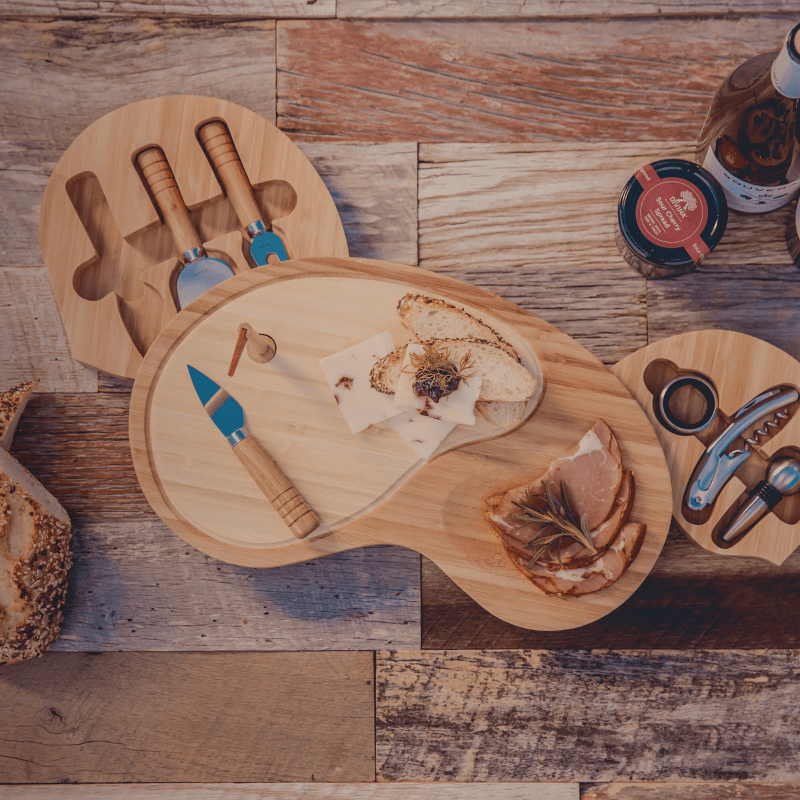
{"left": 187, "top": 365, "right": 319, "bottom": 539}
{"left": 197, "top": 120, "right": 290, "bottom": 266}
{"left": 136, "top": 147, "right": 235, "bottom": 308}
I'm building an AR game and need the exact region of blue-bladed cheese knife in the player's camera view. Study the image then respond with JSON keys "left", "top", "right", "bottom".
{"left": 197, "top": 121, "right": 290, "bottom": 266}
{"left": 187, "top": 365, "right": 319, "bottom": 539}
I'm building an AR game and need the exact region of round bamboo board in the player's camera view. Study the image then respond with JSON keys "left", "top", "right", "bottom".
{"left": 39, "top": 95, "right": 349, "bottom": 379}
{"left": 130, "top": 257, "right": 672, "bottom": 630}
{"left": 613, "top": 330, "right": 800, "bottom": 565}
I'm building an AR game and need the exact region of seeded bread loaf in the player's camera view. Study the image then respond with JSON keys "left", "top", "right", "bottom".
{"left": 397, "top": 294, "right": 520, "bottom": 361}
{"left": 0, "top": 447, "right": 72, "bottom": 666}
{"left": 476, "top": 399, "right": 529, "bottom": 428}
{"left": 0, "top": 382, "right": 36, "bottom": 450}
{"left": 370, "top": 338, "right": 536, "bottom": 402}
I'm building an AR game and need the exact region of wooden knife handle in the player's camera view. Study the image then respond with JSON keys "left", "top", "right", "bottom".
{"left": 197, "top": 120, "right": 264, "bottom": 230}
{"left": 136, "top": 146, "right": 203, "bottom": 256}
{"left": 232, "top": 434, "right": 320, "bottom": 539}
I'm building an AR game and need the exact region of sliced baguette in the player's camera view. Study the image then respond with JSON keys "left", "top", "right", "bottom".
{"left": 370, "top": 338, "right": 536, "bottom": 402}
{"left": 0, "top": 381, "right": 36, "bottom": 451}
{"left": 0, "top": 447, "right": 72, "bottom": 666}
{"left": 476, "top": 400, "right": 529, "bottom": 428}
{"left": 398, "top": 294, "right": 520, "bottom": 361}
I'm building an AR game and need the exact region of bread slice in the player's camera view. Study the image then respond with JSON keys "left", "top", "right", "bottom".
{"left": 0, "top": 381, "right": 36, "bottom": 450}
{"left": 398, "top": 294, "right": 519, "bottom": 361}
{"left": 370, "top": 338, "right": 536, "bottom": 402}
{"left": 0, "top": 447, "right": 72, "bottom": 666}
{"left": 476, "top": 400, "right": 528, "bottom": 428}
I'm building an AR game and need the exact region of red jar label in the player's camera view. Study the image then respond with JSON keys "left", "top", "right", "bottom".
{"left": 635, "top": 165, "right": 710, "bottom": 262}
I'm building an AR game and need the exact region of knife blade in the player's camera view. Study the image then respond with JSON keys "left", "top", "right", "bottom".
{"left": 187, "top": 365, "right": 319, "bottom": 539}
{"left": 136, "top": 147, "right": 236, "bottom": 308}
{"left": 197, "top": 120, "right": 290, "bottom": 266}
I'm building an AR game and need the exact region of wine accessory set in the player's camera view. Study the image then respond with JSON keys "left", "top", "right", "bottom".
{"left": 616, "top": 21, "right": 800, "bottom": 280}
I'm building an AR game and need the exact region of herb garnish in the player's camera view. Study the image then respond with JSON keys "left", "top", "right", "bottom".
{"left": 405, "top": 343, "right": 476, "bottom": 402}
{"left": 512, "top": 480, "right": 597, "bottom": 568}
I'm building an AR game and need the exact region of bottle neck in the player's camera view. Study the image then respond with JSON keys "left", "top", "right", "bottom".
{"left": 772, "top": 22, "right": 800, "bottom": 98}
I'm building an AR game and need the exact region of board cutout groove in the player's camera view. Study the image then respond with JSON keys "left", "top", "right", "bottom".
{"left": 39, "top": 95, "right": 349, "bottom": 379}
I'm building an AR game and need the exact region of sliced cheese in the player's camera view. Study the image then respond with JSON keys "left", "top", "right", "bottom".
{"left": 393, "top": 343, "right": 482, "bottom": 426}
{"left": 319, "top": 332, "right": 398, "bottom": 434}
{"left": 386, "top": 411, "right": 456, "bottom": 461}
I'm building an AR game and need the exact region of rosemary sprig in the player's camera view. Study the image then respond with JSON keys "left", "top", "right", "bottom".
{"left": 403, "top": 343, "right": 476, "bottom": 398}
{"left": 511, "top": 480, "right": 596, "bottom": 568}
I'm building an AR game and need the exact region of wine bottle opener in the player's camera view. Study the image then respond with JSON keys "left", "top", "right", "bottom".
{"left": 683, "top": 384, "right": 799, "bottom": 513}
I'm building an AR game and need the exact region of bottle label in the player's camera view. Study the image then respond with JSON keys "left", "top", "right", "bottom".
{"left": 635, "top": 164, "right": 710, "bottom": 262}
{"left": 703, "top": 147, "right": 800, "bottom": 212}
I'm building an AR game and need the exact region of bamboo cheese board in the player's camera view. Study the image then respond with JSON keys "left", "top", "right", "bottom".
{"left": 130, "top": 257, "right": 672, "bottom": 631}
{"left": 613, "top": 330, "right": 800, "bottom": 565}
{"left": 39, "top": 95, "right": 349, "bottom": 379}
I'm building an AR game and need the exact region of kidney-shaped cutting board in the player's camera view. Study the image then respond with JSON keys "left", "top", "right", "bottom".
{"left": 130, "top": 257, "right": 672, "bottom": 630}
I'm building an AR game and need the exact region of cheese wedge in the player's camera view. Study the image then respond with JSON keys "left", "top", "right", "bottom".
{"left": 319, "top": 333, "right": 398, "bottom": 434}
{"left": 386, "top": 411, "right": 456, "bottom": 461}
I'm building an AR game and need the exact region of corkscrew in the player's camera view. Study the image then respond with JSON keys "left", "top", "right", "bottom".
{"left": 683, "top": 384, "right": 799, "bottom": 513}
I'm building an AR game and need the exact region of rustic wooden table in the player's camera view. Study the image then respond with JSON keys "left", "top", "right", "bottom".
{"left": 2, "top": 1, "right": 800, "bottom": 797}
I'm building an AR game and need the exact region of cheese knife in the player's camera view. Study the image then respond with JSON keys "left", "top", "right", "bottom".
{"left": 187, "top": 365, "right": 319, "bottom": 539}
{"left": 136, "top": 147, "right": 235, "bottom": 308}
{"left": 197, "top": 120, "right": 290, "bottom": 266}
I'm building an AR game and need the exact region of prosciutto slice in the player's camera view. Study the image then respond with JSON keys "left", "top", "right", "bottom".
{"left": 520, "top": 522, "right": 647, "bottom": 598}
{"left": 485, "top": 419, "right": 646, "bottom": 598}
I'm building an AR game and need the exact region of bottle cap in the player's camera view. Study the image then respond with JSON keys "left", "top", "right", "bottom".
{"left": 772, "top": 22, "right": 800, "bottom": 98}
{"left": 616, "top": 159, "right": 728, "bottom": 279}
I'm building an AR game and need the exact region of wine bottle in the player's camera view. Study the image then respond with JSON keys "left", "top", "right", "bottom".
{"left": 696, "top": 22, "right": 800, "bottom": 213}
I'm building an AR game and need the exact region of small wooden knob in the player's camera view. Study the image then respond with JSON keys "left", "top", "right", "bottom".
{"left": 197, "top": 120, "right": 264, "bottom": 230}
{"left": 231, "top": 434, "right": 319, "bottom": 539}
{"left": 136, "top": 147, "right": 203, "bottom": 256}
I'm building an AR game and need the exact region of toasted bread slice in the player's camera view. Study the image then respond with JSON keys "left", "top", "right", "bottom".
{"left": 475, "top": 400, "right": 529, "bottom": 428}
{"left": 397, "top": 294, "right": 519, "bottom": 361}
{"left": 0, "top": 381, "right": 36, "bottom": 450}
{"left": 370, "top": 338, "right": 536, "bottom": 402}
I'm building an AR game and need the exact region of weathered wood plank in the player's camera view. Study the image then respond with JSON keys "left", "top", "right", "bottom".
{"left": 0, "top": 651, "right": 374, "bottom": 783}
{"left": 9, "top": 391, "right": 143, "bottom": 518}
{"left": 52, "top": 518, "right": 420, "bottom": 652}
{"left": 582, "top": 785, "right": 800, "bottom": 800}
{"left": 0, "top": 19, "right": 276, "bottom": 142}
{"left": 299, "top": 142, "right": 418, "bottom": 265}
{"left": 376, "top": 650, "right": 800, "bottom": 781}
{"left": 0, "top": 0, "right": 335, "bottom": 16}
{"left": 422, "top": 523, "right": 800, "bottom": 649}
{"left": 277, "top": 18, "right": 789, "bottom": 142}
{"left": 0, "top": 268, "right": 97, "bottom": 393}
{"left": 339, "top": 0, "right": 800, "bottom": 18}
{"left": 647, "top": 228, "right": 800, "bottom": 360}
{"left": 0, "top": 783, "right": 579, "bottom": 799}
{"left": 419, "top": 141, "right": 663, "bottom": 363}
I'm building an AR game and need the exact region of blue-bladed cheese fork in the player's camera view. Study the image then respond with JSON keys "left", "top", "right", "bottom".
{"left": 187, "top": 365, "right": 319, "bottom": 539}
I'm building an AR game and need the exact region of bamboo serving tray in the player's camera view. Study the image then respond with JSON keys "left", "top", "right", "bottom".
{"left": 130, "top": 257, "right": 672, "bottom": 631}
{"left": 39, "top": 95, "right": 349, "bottom": 379}
{"left": 613, "top": 330, "right": 800, "bottom": 565}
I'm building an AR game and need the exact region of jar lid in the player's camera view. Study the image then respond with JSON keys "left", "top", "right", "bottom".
{"left": 618, "top": 159, "right": 728, "bottom": 269}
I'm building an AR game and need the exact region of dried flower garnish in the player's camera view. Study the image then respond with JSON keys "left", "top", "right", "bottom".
{"left": 404, "top": 343, "right": 475, "bottom": 402}
{"left": 512, "top": 480, "right": 597, "bottom": 568}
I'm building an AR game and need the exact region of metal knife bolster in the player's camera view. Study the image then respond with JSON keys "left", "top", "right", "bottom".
{"left": 684, "top": 384, "right": 800, "bottom": 512}
{"left": 227, "top": 428, "right": 248, "bottom": 446}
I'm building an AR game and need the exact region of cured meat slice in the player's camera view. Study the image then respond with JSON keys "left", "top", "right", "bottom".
{"left": 548, "top": 422, "right": 622, "bottom": 530}
{"left": 520, "top": 522, "right": 647, "bottom": 598}
{"left": 484, "top": 419, "right": 646, "bottom": 598}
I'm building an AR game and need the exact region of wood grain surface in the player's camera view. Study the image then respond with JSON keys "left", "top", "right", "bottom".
{"left": 0, "top": 0, "right": 335, "bottom": 15}
{"left": 376, "top": 649, "right": 800, "bottom": 781}
{"left": 51, "top": 520, "right": 420, "bottom": 652}
{"left": 0, "top": 651, "right": 375, "bottom": 783}
{"left": 277, "top": 18, "right": 794, "bottom": 142}
{"left": 583, "top": 786, "right": 800, "bottom": 800}
{"left": 0, "top": 784, "right": 578, "bottom": 799}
